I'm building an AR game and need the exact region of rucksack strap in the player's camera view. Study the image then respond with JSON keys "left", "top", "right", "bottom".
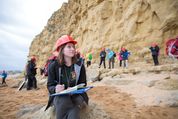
{"left": 58, "top": 67, "right": 61, "bottom": 84}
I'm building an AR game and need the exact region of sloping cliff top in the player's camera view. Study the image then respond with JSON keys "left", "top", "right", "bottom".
{"left": 29, "top": 0, "right": 178, "bottom": 67}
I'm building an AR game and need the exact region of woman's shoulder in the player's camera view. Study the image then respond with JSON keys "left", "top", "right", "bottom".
{"left": 49, "top": 60, "right": 60, "bottom": 69}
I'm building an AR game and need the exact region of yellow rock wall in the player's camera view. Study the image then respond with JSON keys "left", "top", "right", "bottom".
{"left": 29, "top": 0, "right": 178, "bottom": 67}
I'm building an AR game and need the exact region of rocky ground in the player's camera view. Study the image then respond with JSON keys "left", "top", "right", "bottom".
{"left": 0, "top": 61, "right": 178, "bottom": 119}
{"left": 0, "top": 79, "right": 47, "bottom": 119}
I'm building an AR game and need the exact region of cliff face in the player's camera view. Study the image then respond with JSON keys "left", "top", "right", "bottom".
{"left": 29, "top": 0, "right": 178, "bottom": 67}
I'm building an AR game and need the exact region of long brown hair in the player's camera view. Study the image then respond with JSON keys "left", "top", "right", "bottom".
{"left": 57, "top": 44, "right": 77, "bottom": 65}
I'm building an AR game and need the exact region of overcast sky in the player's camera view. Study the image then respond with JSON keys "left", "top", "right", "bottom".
{"left": 0, "top": 0, "right": 68, "bottom": 71}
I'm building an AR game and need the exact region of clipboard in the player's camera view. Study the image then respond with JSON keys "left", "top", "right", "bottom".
{"left": 50, "top": 86, "right": 93, "bottom": 97}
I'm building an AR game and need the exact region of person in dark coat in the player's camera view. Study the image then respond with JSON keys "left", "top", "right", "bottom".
{"left": 149, "top": 43, "right": 160, "bottom": 66}
{"left": 46, "top": 35, "right": 89, "bottom": 119}
{"left": 99, "top": 48, "right": 106, "bottom": 68}
{"left": 76, "top": 50, "right": 84, "bottom": 65}
{"left": 26, "top": 56, "right": 37, "bottom": 90}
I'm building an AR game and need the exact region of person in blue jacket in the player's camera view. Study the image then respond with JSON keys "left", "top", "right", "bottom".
{"left": 120, "top": 47, "right": 130, "bottom": 68}
{"left": 106, "top": 48, "right": 115, "bottom": 69}
{"left": 1, "top": 70, "right": 7, "bottom": 85}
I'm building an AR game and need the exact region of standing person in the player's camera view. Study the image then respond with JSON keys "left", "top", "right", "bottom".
{"left": 46, "top": 35, "right": 89, "bottom": 119}
{"left": 1, "top": 70, "right": 7, "bottom": 85}
{"left": 26, "top": 56, "right": 38, "bottom": 90}
{"left": 120, "top": 48, "right": 130, "bottom": 68}
{"left": 86, "top": 52, "right": 92, "bottom": 67}
{"left": 149, "top": 43, "right": 160, "bottom": 66}
{"left": 106, "top": 48, "right": 115, "bottom": 69}
{"left": 99, "top": 48, "right": 106, "bottom": 68}
{"left": 117, "top": 49, "right": 123, "bottom": 67}
{"left": 76, "top": 50, "right": 84, "bottom": 65}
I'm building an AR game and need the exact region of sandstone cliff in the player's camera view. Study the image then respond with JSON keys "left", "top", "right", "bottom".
{"left": 29, "top": 0, "right": 178, "bottom": 67}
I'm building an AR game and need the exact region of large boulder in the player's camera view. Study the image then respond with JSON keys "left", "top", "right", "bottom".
{"left": 18, "top": 101, "right": 110, "bottom": 119}
{"left": 86, "top": 68, "right": 100, "bottom": 82}
{"left": 9, "top": 79, "right": 24, "bottom": 88}
{"left": 38, "top": 79, "right": 47, "bottom": 85}
{"left": 145, "top": 64, "right": 178, "bottom": 74}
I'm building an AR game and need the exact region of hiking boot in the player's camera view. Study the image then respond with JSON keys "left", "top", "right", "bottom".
{"left": 27, "top": 88, "right": 32, "bottom": 90}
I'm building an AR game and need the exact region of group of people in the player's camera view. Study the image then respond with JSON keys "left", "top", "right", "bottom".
{"left": 99, "top": 47, "right": 131, "bottom": 69}
{"left": 72, "top": 44, "right": 159, "bottom": 70}
{"left": 24, "top": 35, "right": 177, "bottom": 119}
{"left": 98, "top": 36, "right": 178, "bottom": 68}
{"left": 0, "top": 57, "right": 38, "bottom": 89}
{"left": 75, "top": 47, "right": 131, "bottom": 69}
{"left": 90, "top": 43, "right": 160, "bottom": 69}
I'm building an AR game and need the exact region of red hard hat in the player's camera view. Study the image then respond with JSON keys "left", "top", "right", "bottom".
{"left": 151, "top": 43, "right": 157, "bottom": 47}
{"left": 121, "top": 47, "right": 125, "bottom": 51}
{"left": 54, "top": 35, "right": 77, "bottom": 51}
{"left": 31, "top": 56, "right": 36, "bottom": 61}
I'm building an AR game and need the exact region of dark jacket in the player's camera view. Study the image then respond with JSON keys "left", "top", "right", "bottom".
{"left": 100, "top": 51, "right": 106, "bottom": 58}
{"left": 120, "top": 50, "right": 130, "bottom": 60}
{"left": 27, "top": 61, "right": 37, "bottom": 76}
{"left": 45, "top": 60, "right": 88, "bottom": 110}
{"left": 2, "top": 72, "right": 7, "bottom": 79}
{"left": 150, "top": 46, "right": 160, "bottom": 56}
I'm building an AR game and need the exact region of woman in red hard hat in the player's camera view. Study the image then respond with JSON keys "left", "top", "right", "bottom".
{"left": 46, "top": 35, "right": 88, "bottom": 119}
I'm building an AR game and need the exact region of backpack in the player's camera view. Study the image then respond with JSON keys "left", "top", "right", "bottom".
{"left": 113, "top": 52, "right": 116, "bottom": 57}
{"left": 44, "top": 56, "right": 57, "bottom": 76}
{"left": 166, "top": 39, "right": 178, "bottom": 59}
{"left": 88, "top": 54, "right": 92, "bottom": 61}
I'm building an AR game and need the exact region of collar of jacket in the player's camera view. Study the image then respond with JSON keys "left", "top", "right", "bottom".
{"left": 58, "top": 63, "right": 82, "bottom": 85}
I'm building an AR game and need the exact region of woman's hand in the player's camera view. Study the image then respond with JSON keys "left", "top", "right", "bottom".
{"left": 55, "top": 84, "right": 64, "bottom": 93}
{"left": 67, "top": 87, "right": 72, "bottom": 89}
